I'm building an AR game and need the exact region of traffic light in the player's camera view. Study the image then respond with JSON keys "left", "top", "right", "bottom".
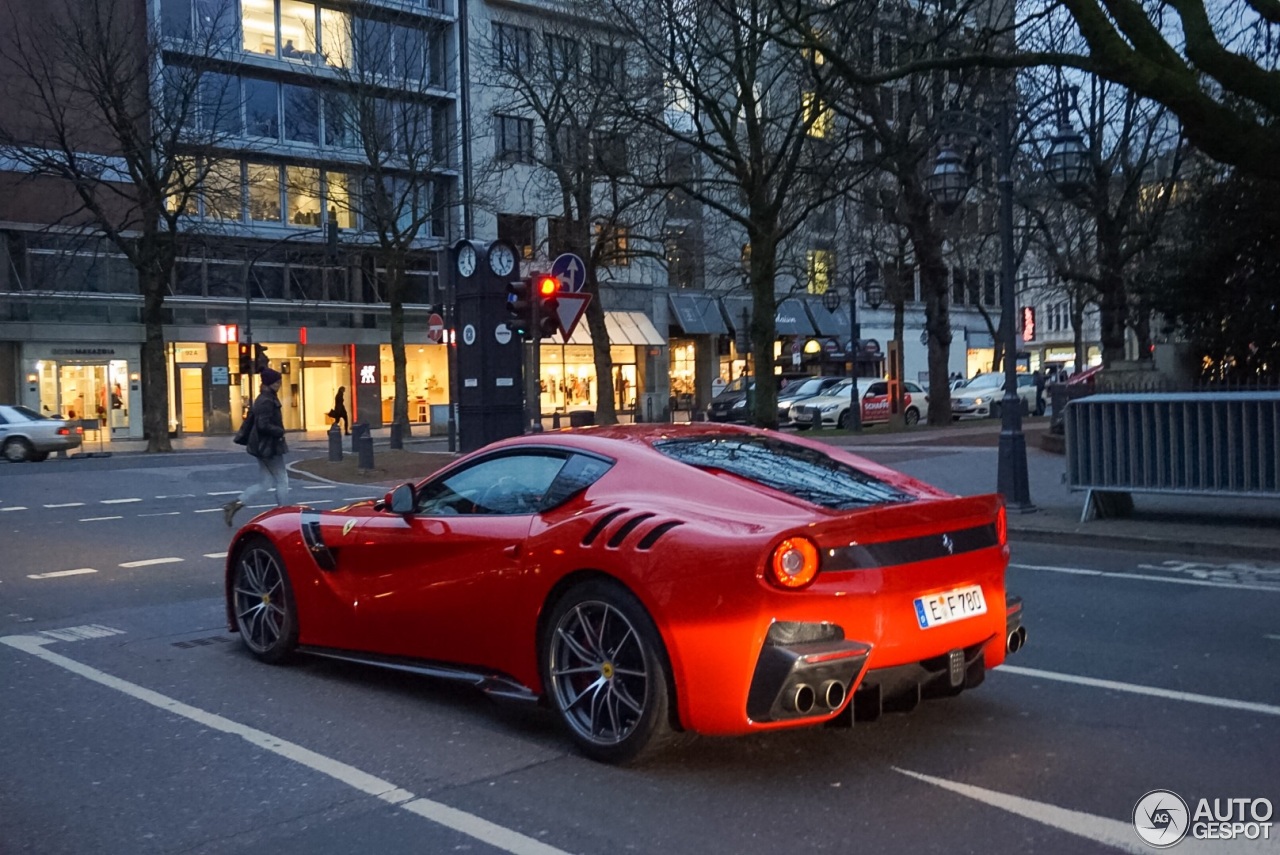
{"left": 534, "top": 273, "right": 560, "bottom": 339}
{"left": 254, "top": 343, "right": 269, "bottom": 372}
{"left": 506, "top": 277, "right": 534, "bottom": 339}
{"left": 237, "top": 343, "right": 252, "bottom": 375}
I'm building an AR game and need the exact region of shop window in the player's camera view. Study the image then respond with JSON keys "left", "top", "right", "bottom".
{"left": 248, "top": 163, "right": 282, "bottom": 222}
{"left": 285, "top": 166, "right": 322, "bottom": 226}
{"left": 244, "top": 78, "right": 280, "bottom": 139}
{"left": 283, "top": 84, "right": 319, "bottom": 144}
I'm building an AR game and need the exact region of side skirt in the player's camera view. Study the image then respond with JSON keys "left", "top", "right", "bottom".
{"left": 298, "top": 645, "right": 540, "bottom": 705}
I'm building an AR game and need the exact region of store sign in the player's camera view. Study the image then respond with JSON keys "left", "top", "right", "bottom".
{"left": 211, "top": 366, "right": 229, "bottom": 385}
{"left": 50, "top": 347, "right": 117, "bottom": 356}
{"left": 358, "top": 364, "right": 377, "bottom": 385}
{"left": 176, "top": 344, "right": 208, "bottom": 363}
{"left": 1021, "top": 307, "right": 1036, "bottom": 342}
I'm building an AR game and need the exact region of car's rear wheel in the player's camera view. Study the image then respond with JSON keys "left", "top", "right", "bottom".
{"left": 231, "top": 537, "right": 298, "bottom": 664}
{"left": 542, "top": 580, "right": 678, "bottom": 765}
{"left": 905, "top": 407, "right": 920, "bottom": 426}
{"left": 2, "top": 438, "right": 35, "bottom": 463}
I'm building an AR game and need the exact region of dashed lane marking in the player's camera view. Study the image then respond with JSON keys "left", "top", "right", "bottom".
{"left": 44, "top": 503, "right": 85, "bottom": 508}
{"left": 35, "top": 625, "right": 125, "bottom": 641}
{"left": 1001, "top": 665, "right": 1280, "bottom": 717}
{"left": 302, "top": 485, "right": 337, "bottom": 490}
{"left": 155, "top": 494, "right": 195, "bottom": 499}
{"left": 80, "top": 516, "right": 123, "bottom": 523}
{"left": 27, "top": 569, "right": 98, "bottom": 580}
{"left": 344, "top": 497, "right": 376, "bottom": 502}
{"left": 139, "top": 512, "right": 181, "bottom": 518}
{"left": 1, "top": 507, "right": 27, "bottom": 512}
{"left": 204, "top": 552, "right": 227, "bottom": 559}
{"left": 1010, "top": 562, "right": 1280, "bottom": 593}
{"left": 101, "top": 498, "right": 141, "bottom": 505}
{"left": 119, "top": 558, "right": 184, "bottom": 569}
{"left": 0, "top": 633, "right": 574, "bottom": 855}
{"left": 1265, "top": 634, "right": 1280, "bottom": 642}
{"left": 207, "top": 491, "right": 239, "bottom": 496}
{"left": 194, "top": 508, "right": 222, "bottom": 514}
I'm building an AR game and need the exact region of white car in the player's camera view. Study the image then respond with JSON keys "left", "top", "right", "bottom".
{"left": 950, "top": 372, "right": 1041, "bottom": 420}
{"left": 790, "top": 379, "right": 930, "bottom": 429}
{"left": 0, "top": 405, "right": 83, "bottom": 462}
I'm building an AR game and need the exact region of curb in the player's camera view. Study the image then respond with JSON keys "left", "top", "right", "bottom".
{"left": 1007, "top": 524, "right": 1278, "bottom": 561}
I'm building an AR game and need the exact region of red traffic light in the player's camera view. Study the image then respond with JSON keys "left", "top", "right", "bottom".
{"left": 536, "top": 275, "right": 560, "bottom": 298}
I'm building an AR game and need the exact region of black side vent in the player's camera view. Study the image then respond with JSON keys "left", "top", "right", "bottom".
{"left": 636, "top": 521, "right": 684, "bottom": 550}
{"left": 582, "top": 508, "right": 629, "bottom": 546}
{"left": 607, "top": 513, "right": 657, "bottom": 548}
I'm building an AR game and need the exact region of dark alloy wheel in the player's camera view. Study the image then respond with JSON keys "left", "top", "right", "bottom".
{"left": 905, "top": 407, "right": 920, "bottom": 426}
{"left": 542, "top": 580, "right": 678, "bottom": 765}
{"left": 836, "top": 410, "right": 850, "bottom": 430}
{"left": 3, "top": 437, "right": 36, "bottom": 463}
{"left": 232, "top": 537, "right": 298, "bottom": 664}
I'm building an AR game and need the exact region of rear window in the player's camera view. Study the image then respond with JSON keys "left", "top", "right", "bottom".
{"left": 10, "top": 406, "right": 43, "bottom": 421}
{"left": 653, "top": 435, "right": 915, "bottom": 509}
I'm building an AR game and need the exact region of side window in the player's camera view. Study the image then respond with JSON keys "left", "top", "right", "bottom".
{"left": 904, "top": 382, "right": 922, "bottom": 394}
{"left": 540, "top": 453, "right": 615, "bottom": 508}
{"left": 416, "top": 453, "right": 567, "bottom": 516}
{"left": 866, "top": 382, "right": 887, "bottom": 396}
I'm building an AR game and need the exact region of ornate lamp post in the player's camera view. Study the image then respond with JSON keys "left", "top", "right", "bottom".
{"left": 926, "top": 93, "right": 1087, "bottom": 510}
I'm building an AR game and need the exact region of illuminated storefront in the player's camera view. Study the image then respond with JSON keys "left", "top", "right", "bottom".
{"left": 537, "top": 311, "right": 663, "bottom": 418}
{"left": 19, "top": 343, "right": 141, "bottom": 441}
{"left": 377, "top": 343, "right": 449, "bottom": 425}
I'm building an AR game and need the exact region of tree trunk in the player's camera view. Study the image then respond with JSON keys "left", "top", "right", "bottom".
{"left": 1096, "top": 220, "right": 1128, "bottom": 366}
{"left": 139, "top": 262, "right": 172, "bottom": 453}
{"left": 901, "top": 185, "right": 953, "bottom": 424}
{"left": 387, "top": 255, "right": 411, "bottom": 436}
{"left": 578, "top": 235, "right": 617, "bottom": 426}
{"left": 748, "top": 235, "right": 780, "bottom": 429}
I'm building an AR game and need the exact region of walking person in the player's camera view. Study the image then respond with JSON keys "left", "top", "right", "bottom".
{"left": 331, "top": 385, "right": 350, "bottom": 434}
{"left": 223, "top": 367, "right": 290, "bottom": 527}
{"left": 1033, "top": 367, "right": 1047, "bottom": 416}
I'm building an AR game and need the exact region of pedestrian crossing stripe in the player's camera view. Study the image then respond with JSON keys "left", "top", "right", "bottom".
{"left": 37, "top": 625, "right": 125, "bottom": 642}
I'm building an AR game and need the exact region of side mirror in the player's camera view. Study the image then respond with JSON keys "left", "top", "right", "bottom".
{"left": 387, "top": 483, "right": 415, "bottom": 515}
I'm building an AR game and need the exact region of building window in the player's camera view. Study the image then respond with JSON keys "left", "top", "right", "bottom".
{"left": 551, "top": 124, "right": 585, "bottom": 168}
{"left": 593, "top": 132, "right": 628, "bottom": 174}
{"left": 248, "top": 163, "right": 282, "bottom": 222}
{"left": 983, "top": 270, "right": 997, "bottom": 306}
{"left": 951, "top": 267, "right": 966, "bottom": 305}
{"left": 325, "top": 171, "right": 356, "bottom": 229}
{"left": 495, "top": 114, "right": 533, "bottom": 163}
{"left": 320, "top": 7, "right": 351, "bottom": 67}
{"left": 244, "top": 78, "right": 280, "bottom": 139}
{"left": 803, "top": 92, "right": 832, "bottom": 138}
{"left": 546, "top": 34, "right": 578, "bottom": 80}
{"left": 242, "top": 0, "right": 276, "bottom": 55}
{"left": 594, "top": 223, "right": 629, "bottom": 266}
{"left": 547, "top": 216, "right": 569, "bottom": 258}
{"left": 590, "top": 43, "right": 624, "bottom": 85}
{"left": 498, "top": 214, "right": 536, "bottom": 260}
{"left": 283, "top": 85, "right": 319, "bottom": 144}
{"left": 199, "top": 73, "right": 241, "bottom": 136}
{"left": 806, "top": 248, "right": 833, "bottom": 294}
{"left": 494, "top": 23, "right": 532, "bottom": 72}
{"left": 203, "top": 158, "right": 243, "bottom": 220}
{"left": 285, "top": 166, "right": 322, "bottom": 226}
{"left": 324, "top": 92, "right": 354, "bottom": 148}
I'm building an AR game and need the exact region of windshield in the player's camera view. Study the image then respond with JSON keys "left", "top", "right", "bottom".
{"left": 653, "top": 435, "right": 915, "bottom": 509}
{"left": 783, "top": 378, "right": 828, "bottom": 398}
{"left": 962, "top": 374, "right": 1003, "bottom": 390}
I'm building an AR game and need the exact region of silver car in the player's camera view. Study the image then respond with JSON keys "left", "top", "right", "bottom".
{"left": 0, "top": 405, "right": 83, "bottom": 462}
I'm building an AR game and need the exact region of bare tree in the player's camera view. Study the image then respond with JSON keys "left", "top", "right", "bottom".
{"left": 474, "top": 13, "right": 662, "bottom": 425}
{"left": 604, "top": 0, "right": 860, "bottom": 427}
{"left": 0, "top": 0, "right": 238, "bottom": 451}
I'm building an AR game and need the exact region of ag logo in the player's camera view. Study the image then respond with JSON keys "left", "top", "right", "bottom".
{"left": 1133, "top": 789, "right": 1189, "bottom": 848}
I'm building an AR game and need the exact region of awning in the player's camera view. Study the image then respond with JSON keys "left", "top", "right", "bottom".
{"left": 804, "top": 297, "right": 849, "bottom": 337}
{"left": 774, "top": 297, "right": 816, "bottom": 336}
{"left": 564, "top": 311, "right": 667, "bottom": 346}
{"left": 668, "top": 293, "right": 729, "bottom": 335}
{"left": 721, "top": 296, "right": 753, "bottom": 332}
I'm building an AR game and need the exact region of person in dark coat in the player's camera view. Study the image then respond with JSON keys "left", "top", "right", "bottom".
{"left": 1033, "top": 367, "right": 1047, "bottom": 416}
{"left": 223, "top": 367, "right": 290, "bottom": 526}
{"left": 332, "top": 386, "right": 350, "bottom": 434}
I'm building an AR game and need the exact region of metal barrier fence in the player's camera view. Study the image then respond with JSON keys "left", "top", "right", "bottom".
{"left": 1065, "top": 392, "right": 1280, "bottom": 520}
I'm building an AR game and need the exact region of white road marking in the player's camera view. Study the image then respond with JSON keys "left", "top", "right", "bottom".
{"left": 1010, "top": 562, "right": 1280, "bottom": 593}
{"left": 44, "top": 502, "right": 85, "bottom": 508}
{"left": 138, "top": 512, "right": 181, "bottom": 518}
{"left": 118, "top": 558, "right": 184, "bottom": 568}
{"left": 194, "top": 508, "right": 222, "bottom": 514}
{"left": 203, "top": 552, "right": 228, "bottom": 559}
{"left": 893, "top": 768, "right": 1243, "bottom": 855}
{"left": 1001, "top": 665, "right": 1280, "bottom": 717}
{"left": 101, "top": 498, "right": 141, "bottom": 505}
{"left": 1266, "top": 634, "right": 1280, "bottom": 642}
{"left": 0, "top": 634, "right": 573, "bottom": 855}
{"left": 248, "top": 504, "right": 274, "bottom": 509}
{"left": 80, "top": 516, "right": 123, "bottom": 523}
{"left": 1, "top": 506, "right": 27, "bottom": 512}
{"left": 207, "top": 491, "right": 240, "bottom": 496}
{"left": 344, "top": 497, "right": 376, "bottom": 502}
{"left": 303, "top": 485, "right": 337, "bottom": 490}
{"left": 305, "top": 499, "right": 334, "bottom": 505}
{"left": 27, "top": 569, "right": 97, "bottom": 580}
{"left": 37, "top": 625, "right": 124, "bottom": 641}
{"left": 155, "top": 494, "right": 195, "bottom": 499}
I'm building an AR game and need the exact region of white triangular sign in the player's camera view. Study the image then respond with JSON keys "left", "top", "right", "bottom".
{"left": 553, "top": 292, "right": 592, "bottom": 341}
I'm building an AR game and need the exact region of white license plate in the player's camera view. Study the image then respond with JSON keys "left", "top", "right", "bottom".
{"left": 914, "top": 585, "right": 987, "bottom": 629}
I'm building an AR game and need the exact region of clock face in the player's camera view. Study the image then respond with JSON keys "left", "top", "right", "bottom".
{"left": 487, "top": 241, "right": 517, "bottom": 277}
{"left": 456, "top": 243, "right": 477, "bottom": 278}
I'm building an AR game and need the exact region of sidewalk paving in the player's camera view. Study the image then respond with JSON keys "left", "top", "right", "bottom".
{"left": 56, "top": 418, "right": 1280, "bottom": 561}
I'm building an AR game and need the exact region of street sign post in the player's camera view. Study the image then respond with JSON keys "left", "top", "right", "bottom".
{"left": 551, "top": 292, "right": 592, "bottom": 341}
{"left": 551, "top": 253, "right": 586, "bottom": 293}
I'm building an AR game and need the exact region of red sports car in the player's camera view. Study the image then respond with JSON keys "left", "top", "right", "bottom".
{"left": 225, "top": 424, "right": 1025, "bottom": 764}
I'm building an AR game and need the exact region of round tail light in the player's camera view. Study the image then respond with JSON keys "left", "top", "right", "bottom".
{"left": 769, "top": 537, "right": 820, "bottom": 589}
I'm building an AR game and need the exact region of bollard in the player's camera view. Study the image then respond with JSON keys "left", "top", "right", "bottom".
{"left": 327, "top": 423, "right": 343, "bottom": 462}
{"left": 350, "top": 422, "right": 369, "bottom": 453}
{"left": 356, "top": 432, "right": 375, "bottom": 471}
{"left": 389, "top": 420, "right": 404, "bottom": 450}
{"left": 552, "top": 411, "right": 562, "bottom": 429}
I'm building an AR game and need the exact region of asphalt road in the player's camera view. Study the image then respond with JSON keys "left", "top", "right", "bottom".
{"left": 1, "top": 455, "right": 1277, "bottom": 855}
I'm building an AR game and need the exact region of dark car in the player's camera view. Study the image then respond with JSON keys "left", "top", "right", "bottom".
{"left": 708, "top": 373, "right": 813, "bottom": 423}
{"left": 776, "top": 376, "right": 845, "bottom": 426}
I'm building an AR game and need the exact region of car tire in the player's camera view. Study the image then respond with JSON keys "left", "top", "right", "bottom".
{"left": 2, "top": 437, "right": 36, "bottom": 463}
{"left": 541, "top": 579, "right": 679, "bottom": 765}
{"left": 231, "top": 536, "right": 299, "bottom": 665}
{"left": 905, "top": 407, "right": 920, "bottom": 426}
{"left": 836, "top": 410, "right": 849, "bottom": 430}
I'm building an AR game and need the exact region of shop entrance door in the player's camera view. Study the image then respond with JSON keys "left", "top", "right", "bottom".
{"left": 58, "top": 364, "right": 110, "bottom": 441}
{"left": 179, "top": 368, "right": 205, "bottom": 433}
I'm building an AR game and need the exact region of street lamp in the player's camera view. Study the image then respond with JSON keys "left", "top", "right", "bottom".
{"left": 837, "top": 262, "right": 883, "bottom": 433}
{"left": 926, "top": 92, "right": 1088, "bottom": 511}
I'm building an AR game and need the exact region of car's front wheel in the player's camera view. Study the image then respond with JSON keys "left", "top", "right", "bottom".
{"left": 905, "top": 407, "right": 920, "bottom": 426}
{"left": 836, "top": 410, "right": 849, "bottom": 430}
{"left": 541, "top": 580, "right": 678, "bottom": 765}
{"left": 231, "top": 537, "right": 298, "bottom": 664}
{"left": 2, "top": 438, "right": 35, "bottom": 463}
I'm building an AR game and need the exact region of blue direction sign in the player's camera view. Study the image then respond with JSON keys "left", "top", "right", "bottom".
{"left": 551, "top": 252, "right": 586, "bottom": 293}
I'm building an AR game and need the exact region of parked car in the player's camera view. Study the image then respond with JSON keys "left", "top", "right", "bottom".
{"left": 706, "top": 372, "right": 813, "bottom": 423}
{"left": 790, "top": 379, "right": 930, "bottom": 429}
{"left": 0, "top": 405, "right": 82, "bottom": 462}
{"left": 950, "top": 372, "right": 1040, "bottom": 420}
{"left": 225, "top": 423, "right": 1024, "bottom": 764}
{"left": 776, "top": 376, "right": 845, "bottom": 426}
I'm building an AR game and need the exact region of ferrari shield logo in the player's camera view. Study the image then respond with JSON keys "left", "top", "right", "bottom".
{"left": 342, "top": 519, "right": 357, "bottom": 537}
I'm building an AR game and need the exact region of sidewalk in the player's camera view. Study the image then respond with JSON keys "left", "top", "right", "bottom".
{"left": 66, "top": 419, "right": 1280, "bottom": 561}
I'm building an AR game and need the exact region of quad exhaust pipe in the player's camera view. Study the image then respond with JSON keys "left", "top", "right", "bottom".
{"left": 1006, "top": 625, "right": 1027, "bottom": 654}
{"left": 820, "top": 680, "right": 846, "bottom": 710}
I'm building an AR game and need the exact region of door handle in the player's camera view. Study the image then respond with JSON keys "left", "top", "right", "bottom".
{"left": 502, "top": 544, "right": 520, "bottom": 558}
